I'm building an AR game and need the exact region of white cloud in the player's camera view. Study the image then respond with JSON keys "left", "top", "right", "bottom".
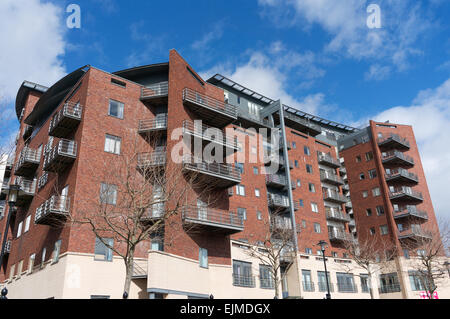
{"left": 191, "top": 20, "right": 225, "bottom": 51}
{"left": 258, "top": 0, "right": 432, "bottom": 75}
{"left": 370, "top": 78, "right": 450, "bottom": 220}
{"left": 0, "top": 0, "right": 67, "bottom": 104}
{"left": 365, "top": 64, "right": 391, "bottom": 81}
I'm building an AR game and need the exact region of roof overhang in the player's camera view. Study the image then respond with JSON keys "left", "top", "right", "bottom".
{"left": 113, "top": 62, "right": 169, "bottom": 81}
{"left": 15, "top": 81, "right": 48, "bottom": 120}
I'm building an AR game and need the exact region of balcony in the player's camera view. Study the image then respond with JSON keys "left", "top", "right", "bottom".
{"left": 271, "top": 216, "right": 293, "bottom": 232}
{"left": 232, "top": 274, "right": 256, "bottom": 288}
{"left": 382, "top": 151, "right": 414, "bottom": 167}
{"left": 138, "top": 115, "right": 168, "bottom": 136}
{"left": 320, "top": 170, "right": 344, "bottom": 186}
{"left": 326, "top": 208, "right": 350, "bottom": 223}
{"left": 318, "top": 154, "right": 341, "bottom": 168}
{"left": 379, "top": 284, "right": 401, "bottom": 294}
{"left": 43, "top": 140, "right": 77, "bottom": 173}
{"left": 16, "top": 177, "right": 37, "bottom": 206}
{"left": 48, "top": 102, "right": 83, "bottom": 138}
{"left": 385, "top": 169, "right": 418, "bottom": 185}
{"left": 137, "top": 151, "right": 166, "bottom": 174}
{"left": 182, "top": 120, "right": 238, "bottom": 154}
{"left": 268, "top": 194, "right": 290, "bottom": 210}
{"left": 22, "top": 125, "right": 33, "bottom": 140}
{"left": 4, "top": 240, "right": 12, "bottom": 254}
{"left": 302, "top": 281, "right": 315, "bottom": 292}
{"left": 265, "top": 174, "right": 288, "bottom": 189}
{"left": 182, "top": 88, "right": 237, "bottom": 127}
{"left": 329, "top": 229, "right": 352, "bottom": 243}
{"left": 389, "top": 187, "right": 423, "bottom": 204}
{"left": 393, "top": 206, "right": 428, "bottom": 221}
{"left": 139, "top": 205, "right": 165, "bottom": 226}
{"left": 282, "top": 111, "right": 322, "bottom": 136}
{"left": 182, "top": 155, "right": 241, "bottom": 188}
{"left": 323, "top": 189, "right": 348, "bottom": 204}
{"left": 398, "top": 226, "right": 432, "bottom": 241}
{"left": 182, "top": 205, "right": 244, "bottom": 234}
{"left": 140, "top": 82, "right": 168, "bottom": 104}
{"left": 337, "top": 283, "right": 358, "bottom": 293}
{"left": 0, "top": 203, "right": 5, "bottom": 218}
{"left": 35, "top": 195, "right": 70, "bottom": 226}
{"left": 378, "top": 133, "right": 410, "bottom": 150}
{"left": 15, "top": 147, "right": 41, "bottom": 177}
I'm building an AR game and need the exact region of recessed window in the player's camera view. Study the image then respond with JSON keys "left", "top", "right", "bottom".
{"left": 17, "top": 221, "right": 23, "bottom": 238}
{"left": 28, "top": 253, "right": 36, "bottom": 273}
{"left": 369, "top": 227, "right": 375, "bottom": 235}
{"left": 309, "top": 183, "right": 316, "bottom": 193}
{"left": 24, "top": 215, "right": 31, "bottom": 233}
{"left": 306, "top": 164, "right": 313, "bottom": 174}
{"left": 255, "top": 188, "right": 260, "bottom": 197}
{"left": 237, "top": 208, "right": 247, "bottom": 221}
{"left": 292, "top": 142, "right": 297, "bottom": 149}
{"left": 100, "top": 183, "right": 118, "bottom": 205}
{"left": 53, "top": 240, "right": 62, "bottom": 263}
{"left": 372, "top": 187, "right": 381, "bottom": 197}
{"left": 299, "top": 199, "right": 304, "bottom": 207}
{"left": 295, "top": 160, "right": 299, "bottom": 168}
{"left": 104, "top": 134, "right": 121, "bottom": 155}
{"left": 314, "top": 223, "right": 321, "bottom": 233}
{"left": 362, "top": 191, "right": 368, "bottom": 198}
{"left": 305, "top": 248, "right": 312, "bottom": 254}
{"left": 356, "top": 155, "right": 362, "bottom": 163}
{"left": 235, "top": 162, "right": 244, "bottom": 174}
{"left": 297, "top": 179, "right": 301, "bottom": 187}
{"left": 311, "top": 202, "right": 319, "bottom": 213}
{"left": 366, "top": 208, "right": 372, "bottom": 216}
{"left": 304, "top": 146, "right": 311, "bottom": 156}
{"left": 359, "top": 173, "right": 365, "bottom": 180}
{"left": 376, "top": 205, "right": 385, "bottom": 215}
{"left": 257, "top": 211, "right": 262, "bottom": 220}
{"left": 253, "top": 167, "right": 259, "bottom": 175}
{"left": 94, "top": 237, "right": 113, "bottom": 261}
{"left": 111, "top": 78, "right": 126, "bottom": 88}
{"left": 302, "top": 220, "right": 307, "bottom": 228}
{"left": 380, "top": 225, "right": 389, "bottom": 235}
{"left": 369, "top": 169, "right": 377, "bottom": 179}
{"left": 365, "top": 151, "right": 374, "bottom": 161}
{"left": 108, "top": 99, "right": 124, "bottom": 119}
{"left": 236, "top": 185, "right": 246, "bottom": 196}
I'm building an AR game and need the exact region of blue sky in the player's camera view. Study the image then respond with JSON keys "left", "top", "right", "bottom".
{"left": 0, "top": 0, "right": 450, "bottom": 219}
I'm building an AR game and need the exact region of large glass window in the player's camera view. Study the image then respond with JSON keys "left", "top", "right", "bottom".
{"left": 104, "top": 134, "right": 121, "bottom": 155}
{"left": 100, "top": 183, "right": 117, "bottom": 205}
{"left": 336, "top": 273, "right": 356, "bottom": 292}
{"left": 108, "top": 99, "right": 124, "bottom": 119}
{"left": 233, "top": 260, "right": 254, "bottom": 287}
{"left": 259, "top": 265, "right": 274, "bottom": 289}
{"left": 94, "top": 237, "right": 113, "bottom": 261}
{"left": 302, "top": 270, "right": 314, "bottom": 291}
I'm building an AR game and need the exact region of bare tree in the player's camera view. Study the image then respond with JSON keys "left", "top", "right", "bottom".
{"left": 243, "top": 208, "right": 298, "bottom": 299}
{"left": 400, "top": 218, "right": 450, "bottom": 299}
{"left": 68, "top": 129, "right": 208, "bottom": 296}
{"left": 341, "top": 233, "right": 398, "bottom": 299}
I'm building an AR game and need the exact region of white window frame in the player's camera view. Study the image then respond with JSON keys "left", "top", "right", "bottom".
{"left": 108, "top": 99, "right": 124, "bottom": 119}
{"left": 104, "top": 134, "right": 121, "bottom": 155}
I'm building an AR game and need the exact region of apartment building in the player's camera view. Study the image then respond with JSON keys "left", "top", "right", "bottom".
{"left": 0, "top": 49, "right": 447, "bottom": 299}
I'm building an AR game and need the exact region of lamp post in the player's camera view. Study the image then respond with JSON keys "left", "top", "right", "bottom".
{"left": 0, "top": 184, "right": 20, "bottom": 270}
{"left": 317, "top": 240, "right": 331, "bottom": 299}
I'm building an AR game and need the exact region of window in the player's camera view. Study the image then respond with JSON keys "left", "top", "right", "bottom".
{"left": 9, "top": 264, "right": 15, "bottom": 280}
{"left": 236, "top": 185, "right": 245, "bottom": 196}
{"left": 337, "top": 273, "right": 356, "bottom": 292}
{"left": 259, "top": 264, "right": 274, "bottom": 289}
{"left": 304, "top": 146, "right": 311, "bottom": 155}
{"left": 100, "top": 183, "right": 117, "bottom": 205}
{"left": 380, "top": 225, "right": 389, "bottom": 235}
{"left": 369, "top": 227, "right": 375, "bottom": 235}
{"left": 306, "top": 164, "right": 313, "bottom": 174}
{"left": 366, "top": 208, "right": 372, "bottom": 216}
{"left": 379, "top": 273, "right": 401, "bottom": 293}
{"left": 235, "top": 162, "right": 244, "bottom": 174}
{"left": 251, "top": 146, "right": 257, "bottom": 154}
{"left": 253, "top": 167, "right": 259, "bottom": 175}
{"left": 318, "top": 271, "right": 331, "bottom": 292}
{"left": 41, "top": 248, "right": 46, "bottom": 268}
{"left": 91, "top": 295, "right": 111, "bottom": 299}
{"left": 403, "top": 249, "right": 410, "bottom": 259}
{"left": 308, "top": 183, "right": 316, "bottom": 193}
{"left": 305, "top": 248, "right": 312, "bottom": 254}
{"left": 294, "top": 160, "right": 299, "bottom": 168}
{"left": 365, "top": 151, "right": 374, "bottom": 161}
{"left": 296, "top": 179, "right": 301, "bottom": 187}
{"left": 362, "top": 191, "right": 368, "bottom": 198}
{"left": 28, "top": 253, "right": 36, "bottom": 273}
{"left": 359, "top": 173, "right": 365, "bottom": 180}
{"left": 111, "top": 78, "right": 126, "bottom": 88}
{"left": 199, "top": 248, "right": 208, "bottom": 268}
{"left": 299, "top": 199, "right": 304, "bottom": 207}
{"left": 257, "top": 211, "right": 262, "bottom": 220}
{"left": 292, "top": 142, "right": 297, "bottom": 149}
{"left": 417, "top": 249, "right": 426, "bottom": 256}
{"left": 409, "top": 271, "right": 427, "bottom": 291}
{"left": 237, "top": 208, "right": 247, "bottom": 221}
{"left": 104, "top": 134, "right": 121, "bottom": 155}
{"left": 108, "top": 99, "right": 124, "bottom": 119}
{"left": 17, "top": 260, "right": 23, "bottom": 277}
{"left": 233, "top": 260, "right": 254, "bottom": 287}
{"left": 24, "top": 215, "right": 31, "bottom": 233}
{"left": 17, "top": 221, "right": 23, "bottom": 238}
{"left": 94, "top": 237, "right": 113, "bottom": 261}
{"left": 372, "top": 187, "right": 381, "bottom": 197}
{"left": 151, "top": 239, "right": 163, "bottom": 251}
{"left": 376, "top": 205, "right": 385, "bottom": 215}
{"left": 302, "top": 270, "right": 313, "bottom": 291}
{"left": 255, "top": 188, "right": 260, "bottom": 197}
{"left": 332, "top": 252, "right": 338, "bottom": 257}
{"left": 314, "top": 223, "right": 321, "bottom": 233}
{"left": 369, "top": 169, "right": 377, "bottom": 179}
{"left": 311, "top": 202, "right": 319, "bottom": 213}
{"left": 53, "top": 240, "right": 62, "bottom": 263}
{"left": 356, "top": 155, "right": 362, "bottom": 163}
{"left": 360, "top": 274, "right": 370, "bottom": 293}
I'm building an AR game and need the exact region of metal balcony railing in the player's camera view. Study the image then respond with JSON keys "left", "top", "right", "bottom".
{"left": 378, "top": 133, "right": 410, "bottom": 150}
{"left": 140, "top": 82, "right": 168, "bottom": 100}
{"left": 318, "top": 154, "right": 341, "bottom": 168}
{"left": 389, "top": 187, "right": 423, "bottom": 202}
{"left": 1, "top": 177, "right": 10, "bottom": 190}
{"left": 265, "top": 174, "right": 288, "bottom": 188}
{"left": 232, "top": 274, "right": 256, "bottom": 288}
{"left": 4, "top": 240, "right": 12, "bottom": 254}
{"left": 182, "top": 88, "right": 237, "bottom": 126}
{"left": 259, "top": 277, "right": 275, "bottom": 289}
{"left": 268, "top": 194, "right": 290, "bottom": 209}
{"left": 138, "top": 116, "right": 168, "bottom": 133}
{"left": 137, "top": 150, "right": 166, "bottom": 168}
{"left": 48, "top": 102, "right": 82, "bottom": 138}
{"left": 182, "top": 155, "right": 241, "bottom": 187}
{"left": 393, "top": 206, "right": 428, "bottom": 220}
{"left": 283, "top": 110, "right": 322, "bottom": 136}
{"left": 43, "top": 140, "right": 77, "bottom": 172}
{"left": 140, "top": 205, "right": 165, "bottom": 225}
{"left": 182, "top": 120, "right": 238, "bottom": 151}
{"left": 318, "top": 282, "right": 334, "bottom": 293}
{"left": 326, "top": 208, "right": 350, "bottom": 223}
{"left": 16, "top": 177, "right": 37, "bottom": 195}
{"left": 302, "top": 281, "right": 315, "bottom": 292}
{"left": 35, "top": 195, "right": 70, "bottom": 225}
{"left": 182, "top": 205, "right": 244, "bottom": 234}
{"left": 323, "top": 189, "right": 348, "bottom": 204}
{"left": 382, "top": 150, "right": 414, "bottom": 166}
{"left": 398, "top": 226, "right": 432, "bottom": 240}
{"left": 379, "top": 284, "right": 401, "bottom": 294}
{"left": 337, "top": 283, "right": 358, "bottom": 293}
{"left": 320, "top": 170, "right": 344, "bottom": 185}
{"left": 15, "top": 146, "right": 41, "bottom": 176}
{"left": 329, "top": 229, "right": 352, "bottom": 242}
{"left": 385, "top": 168, "right": 418, "bottom": 184}
{"left": 271, "top": 217, "right": 293, "bottom": 231}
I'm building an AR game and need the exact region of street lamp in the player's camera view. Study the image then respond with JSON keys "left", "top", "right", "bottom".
{"left": 0, "top": 184, "right": 20, "bottom": 269}
{"left": 317, "top": 240, "right": 331, "bottom": 299}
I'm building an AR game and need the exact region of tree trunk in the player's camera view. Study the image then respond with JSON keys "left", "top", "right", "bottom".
{"left": 368, "top": 270, "right": 374, "bottom": 299}
{"left": 123, "top": 249, "right": 135, "bottom": 298}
